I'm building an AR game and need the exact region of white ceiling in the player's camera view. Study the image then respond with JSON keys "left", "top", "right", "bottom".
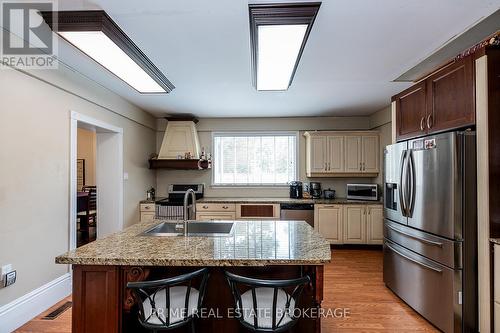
{"left": 54, "top": 0, "right": 500, "bottom": 118}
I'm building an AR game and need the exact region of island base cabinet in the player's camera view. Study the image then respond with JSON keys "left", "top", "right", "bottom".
{"left": 71, "top": 264, "right": 324, "bottom": 333}
{"left": 72, "top": 265, "right": 121, "bottom": 333}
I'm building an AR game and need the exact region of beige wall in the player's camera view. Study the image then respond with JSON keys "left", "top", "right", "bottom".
{"left": 369, "top": 106, "right": 392, "bottom": 186}
{"left": 0, "top": 66, "right": 156, "bottom": 307}
{"left": 156, "top": 113, "right": 391, "bottom": 198}
{"left": 77, "top": 128, "right": 96, "bottom": 187}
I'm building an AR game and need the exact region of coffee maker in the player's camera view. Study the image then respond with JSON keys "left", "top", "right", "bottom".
{"left": 289, "top": 181, "right": 303, "bottom": 199}
{"left": 309, "top": 182, "right": 322, "bottom": 198}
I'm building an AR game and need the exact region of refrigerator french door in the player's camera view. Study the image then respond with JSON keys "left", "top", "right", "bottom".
{"left": 383, "top": 131, "right": 477, "bottom": 333}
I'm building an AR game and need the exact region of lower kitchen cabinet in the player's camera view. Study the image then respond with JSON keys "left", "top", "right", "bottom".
{"left": 343, "top": 205, "right": 366, "bottom": 244}
{"left": 495, "top": 244, "right": 500, "bottom": 332}
{"left": 140, "top": 203, "right": 155, "bottom": 222}
{"left": 366, "top": 205, "right": 384, "bottom": 244}
{"left": 315, "top": 203, "right": 383, "bottom": 245}
{"left": 314, "top": 204, "right": 343, "bottom": 244}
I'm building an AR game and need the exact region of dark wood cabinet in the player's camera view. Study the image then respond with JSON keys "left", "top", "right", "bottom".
{"left": 393, "top": 55, "right": 475, "bottom": 141}
{"left": 426, "top": 56, "right": 475, "bottom": 132}
{"left": 393, "top": 81, "right": 427, "bottom": 140}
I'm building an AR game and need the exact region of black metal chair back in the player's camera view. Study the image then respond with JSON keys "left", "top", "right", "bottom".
{"left": 225, "top": 271, "right": 310, "bottom": 332}
{"left": 82, "top": 185, "right": 97, "bottom": 211}
{"left": 127, "top": 268, "right": 209, "bottom": 332}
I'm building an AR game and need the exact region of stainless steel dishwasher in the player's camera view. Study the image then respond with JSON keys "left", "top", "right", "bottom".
{"left": 280, "top": 203, "right": 314, "bottom": 227}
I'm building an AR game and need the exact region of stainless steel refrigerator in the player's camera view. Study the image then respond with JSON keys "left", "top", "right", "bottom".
{"left": 383, "top": 131, "right": 477, "bottom": 333}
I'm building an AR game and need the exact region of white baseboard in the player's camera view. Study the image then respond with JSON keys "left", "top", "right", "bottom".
{"left": 0, "top": 273, "right": 72, "bottom": 333}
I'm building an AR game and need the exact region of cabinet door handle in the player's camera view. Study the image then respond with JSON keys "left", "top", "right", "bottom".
{"left": 222, "top": 206, "right": 229, "bottom": 209}
{"left": 202, "top": 205, "right": 209, "bottom": 209}
{"left": 362, "top": 162, "right": 365, "bottom": 171}
{"left": 426, "top": 114, "right": 433, "bottom": 129}
{"left": 420, "top": 116, "right": 425, "bottom": 131}
{"left": 325, "top": 162, "right": 327, "bottom": 171}
{"left": 359, "top": 162, "right": 362, "bottom": 171}
{"left": 328, "top": 162, "right": 331, "bottom": 171}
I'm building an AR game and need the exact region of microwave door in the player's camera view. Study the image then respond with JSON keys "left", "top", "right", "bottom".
{"left": 384, "top": 141, "right": 408, "bottom": 225}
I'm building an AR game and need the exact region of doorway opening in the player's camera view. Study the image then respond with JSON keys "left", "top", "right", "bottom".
{"left": 69, "top": 111, "right": 123, "bottom": 250}
{"left": 76, "top": 127, "right": 97, "bottom": 246}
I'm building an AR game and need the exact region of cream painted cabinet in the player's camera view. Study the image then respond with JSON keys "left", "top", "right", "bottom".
{"left": 495, "top": 244, "right": 500, "bottom": 333}
{"left": 327, "top": 136, "right": 345, "bottom": 173}
{"left": 343, "top": 205, "right": 366, "bottom": 244}
{"left": 307, "top": 136, "right": 328, "bottom": 173}
{"left": 362, "top": 135, "right": 379, "bottom": 173}
{"left": 140, "top": 203, "right": 155, "bottom": 222}
{"left": 366, "top": 205, "right": 383, "bottom": 244}
{"left": 344, "top": 136, "right": 362, "bottom": 173}
{"left": 196, "top": 203, "right": 236, "bottom": 221}
{"left": 304, "top": 131, "right": 379, "bottom": 177}
{"left": 314, "top": 204, "right": 343, "bottom": 244}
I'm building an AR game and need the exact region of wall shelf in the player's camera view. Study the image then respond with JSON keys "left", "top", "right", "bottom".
{"left": 148, "top": 158, "right": 210, "bottom": 170}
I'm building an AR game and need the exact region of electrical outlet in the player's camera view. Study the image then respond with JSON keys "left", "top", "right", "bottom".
{"left": 5, "top": 270, "right": 16, "bottom": 287}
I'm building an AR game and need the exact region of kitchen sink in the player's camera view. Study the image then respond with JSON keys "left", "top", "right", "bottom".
{"left": 142, "top": 221, "right": 234, "bottom": 237}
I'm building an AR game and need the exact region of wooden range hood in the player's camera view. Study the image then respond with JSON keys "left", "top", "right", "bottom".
{"left": 149, "top": 117, "right": 209, "bottom": 170}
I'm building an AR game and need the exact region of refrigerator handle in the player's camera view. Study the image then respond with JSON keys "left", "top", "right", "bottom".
{"left": 399, "top": 150, "right": 408, "bottom": 217}
{"left": 407, "top": 149, "right": 416, "bottom": 217}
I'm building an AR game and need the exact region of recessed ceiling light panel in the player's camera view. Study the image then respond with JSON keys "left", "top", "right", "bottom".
{"left": 249, "top": 3, "right": 321, "bottom": 91}
{"left": 41, "top": 11, "right": 174, "bottom": 94}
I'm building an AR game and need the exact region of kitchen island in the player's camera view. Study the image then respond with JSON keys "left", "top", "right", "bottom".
{"left": 56, "top": 220, "right": 331, "bottom": 333}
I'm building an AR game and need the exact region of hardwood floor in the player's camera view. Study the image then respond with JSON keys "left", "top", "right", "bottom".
{"left": 15, "top": 296, "right": 72, "bottom": 333}
{"left": 322, "top": 248, "right": 438, "bottom": 332}
{"left": 15, "top": 249, "right": 438, "bottom": 333}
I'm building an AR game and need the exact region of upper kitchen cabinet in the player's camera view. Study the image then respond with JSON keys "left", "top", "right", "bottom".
{"left": 393, "top": 82, "right": 427, "bottom": 140}
{"left": 307, "top": 135, "right": 328, "bottom": 173}
{"left": 361, "top": 135, "right": 379, "bottom": 173}
{"left": 304, "top": 131, "right": 379, "bottom": 177}
{"left": 426, "top": 56, "right": 475, "bottom": 132}
{"left": 393, "top": 55, "right": 475, "bottom": 142}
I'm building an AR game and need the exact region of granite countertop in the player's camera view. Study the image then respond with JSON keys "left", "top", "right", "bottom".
{"left": 141, "top": 197, "right": 383, "bottom": 205}
{"left": 56, "top": 220, "right": 331, "bottom": 267}
{"left": 197, "top": 197, "right": 382, "bottom": 205}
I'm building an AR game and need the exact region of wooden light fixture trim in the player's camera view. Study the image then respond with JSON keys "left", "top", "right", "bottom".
{"left": 41, "top": 10, "right": 175, "bottom": 93}
{"left": 248, "top": 2, "right": 321, "bottom": 90}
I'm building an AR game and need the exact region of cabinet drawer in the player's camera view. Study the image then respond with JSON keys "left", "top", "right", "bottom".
{"left": 196, "top": 203, "right": 236, "bottom": 212}
{"left": 140, "top": 203, "right": 155, "bottom": 212}
{"left": 384, "top": 240, "right": 457, "bottom": 333}
{"left": 196, "top": 212, "right": 236, "bottom": 221}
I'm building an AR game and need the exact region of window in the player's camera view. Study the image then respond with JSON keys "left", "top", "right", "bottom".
{"left": 213, "top": 132, "right": 297, "bottom": 186}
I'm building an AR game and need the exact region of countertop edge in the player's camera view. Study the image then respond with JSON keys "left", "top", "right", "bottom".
{"left": 55, "top": 258, "right": 332, "bottom": 267}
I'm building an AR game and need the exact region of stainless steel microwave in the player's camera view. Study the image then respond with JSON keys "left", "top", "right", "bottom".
{"left": 346, "top": 184, "right": 378, "bottom": 201}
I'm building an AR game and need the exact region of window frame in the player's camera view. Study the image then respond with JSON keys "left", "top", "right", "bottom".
{"left": 211, "top": 131, "right": 299, "bottom": 187}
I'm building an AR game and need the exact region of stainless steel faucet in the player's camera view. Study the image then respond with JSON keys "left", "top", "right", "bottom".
{"left": 183, "top": 189, "right": 197, "bottom": 236}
